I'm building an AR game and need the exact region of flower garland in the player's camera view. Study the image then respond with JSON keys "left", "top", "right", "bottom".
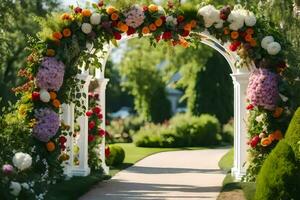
{"left": 2, "top": 1, "right": 296, "bottom": 198}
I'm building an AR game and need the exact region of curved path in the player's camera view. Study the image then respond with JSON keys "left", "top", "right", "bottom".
{"left": 80, "top": 148, "right": 229, "bottom": 200}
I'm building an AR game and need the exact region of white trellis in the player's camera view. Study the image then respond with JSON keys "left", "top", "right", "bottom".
{"left": 61, "top": 31, "right": 252, "bottom": 180}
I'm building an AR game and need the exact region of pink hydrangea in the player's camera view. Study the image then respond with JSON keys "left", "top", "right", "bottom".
{"left": 124, "top": 5, "right": 145, "bottom": 28}
{"left": 247, "top": 68, "right": 279, "bottom": 110}
{"left": 36, "top": 57, "right": 65, "bottom": 91}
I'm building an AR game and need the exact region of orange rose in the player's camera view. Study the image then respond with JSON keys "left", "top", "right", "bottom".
{"left": 111, "top": 13, "right": 119, "bottom": 21}
{"left": 246, "top": 28, "right": 254, "bottom": 35}
{"left": 245, "top": 34, "right": 253, "bottom": 42}
{"left": 268, "top": 134, "right": 275, "bottom": 141}
{"left": 148, "top": 4, "right": 158, "bottom": 12}
{"left": 184, "top": 23, "right": 192, "bottom": 31}
{"left": 261, "top": 137, "right": 272, "bottom": 147}
{"left": 273, "top": 130, "right": 283, "bottom": 140}
{"left": 63, "top": 28, "right": 72, "bottom": 37}
{"left": 46, "top": 141, "right": 56, "bottom": 152}
{"left": 46, "top": 49, "right": 55, "bottom": 57}
{"left": 177, "top": 15, "right": 184, "bottom": 22}
{"left": 53, "top": 99, "right": 61, "bottom": 108}
{"left": 250, "top": 38, "right": 257, "bottom": 47}
{"left": 61, "top": 13, "right": 71, "bottom": 20}
{"left": 180, "top": 38, "right": 189, "bottom": 48}
{"left": 142, "top": 26, "right": 150, "bottom": 34}
{"left": 52, "top": 32, "right": 63, "bottom": 40}
{"left": 49, "top": 92, "right": 57, "bottom": 100}
{"left": 231, "top": 31, "right": 239, "bottom": 39}
{"left": 190, "top": 20, "right": 197, "bottom": 28}
{"left": 82, "top": 9, "right": 92, "bottom": 17}
{"left": 149, "top": 23, "right": 157, "bottom": 31}
{"left": 273, "top": 107, "right": 284, "bottom": 118}
{"left": 224, "top": 27, "right": 230, "bottom": 35}
{"left": 155, "top": 18, "right": 163, "bottom": 27}
{"left": 106, "top": 6, "right": 117, "bottom": 15}
{"left": 118, "top": 23, "right": 128, "bottom": 32}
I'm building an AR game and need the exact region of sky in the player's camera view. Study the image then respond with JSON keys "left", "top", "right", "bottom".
{"left": 60, "top": 0, "right": 98, "bottom": 8}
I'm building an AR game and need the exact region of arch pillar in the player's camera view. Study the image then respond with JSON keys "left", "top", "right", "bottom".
{"left": 231, "top": 71, "right": 250, "bottom": 180}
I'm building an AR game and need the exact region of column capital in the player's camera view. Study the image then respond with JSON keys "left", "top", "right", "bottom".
{"left": 231, "top": 72, "right": 250, "bottom": 84}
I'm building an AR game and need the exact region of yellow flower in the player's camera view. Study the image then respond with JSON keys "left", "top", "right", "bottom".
{"left": 148, "top": 4, "right": 158, "bottom": 12}
{"left": 18, "top": 104, "right": 28, "bottom": 119}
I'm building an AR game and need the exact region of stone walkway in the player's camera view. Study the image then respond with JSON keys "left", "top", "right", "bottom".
{"left": 80, "top": 148, "right": 228, "bottom": 200}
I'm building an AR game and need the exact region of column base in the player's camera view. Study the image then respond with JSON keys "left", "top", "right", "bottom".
{"left": 231, "top": 167, "right": 246, "bottom": 181}
{"left": 102, "top": 163, "right": 110, "bottom": 175}
{"left": 70, "top": 167, "right": 91, "bottom": 177}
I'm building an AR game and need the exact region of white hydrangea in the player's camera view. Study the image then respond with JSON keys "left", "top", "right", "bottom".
{"left": 198, "top": 5, "right": 220, "bottom": 28}
{"left": 166, "top": 16, "right": 178, "bottom": 26}
{"left": 81, "top": 23, "right": 92, "bottom": 34}
{"left": 39, "top": 89, "right": 50, "bottom": 103}
{"left": 90, "top": 13, "right": 101, "bottom": 25}
{"left": 261, "top": 36, "right": 274, "bottom": 49}
{"left": 10, "top": 182, "right": 22, "bottom": 196}
{"left": 13, "top": 152, "right": 32, "bottom": 171}
{"left": 124, "top": 5, "right": 145, "bottom": 28}
{"left": 267, "top": 42, "right": 281, "bottom": 55}
{"left": 245, "top": 12, "right": 257, "bottom": 26}
{"left": 227, "top": 9, "right": 247, "bottom": 30}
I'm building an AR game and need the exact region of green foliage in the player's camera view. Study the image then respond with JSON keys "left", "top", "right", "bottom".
{"left": 133, "top": 114, "right": 221, "bottom": 147}
{"left": 106, "top": 145, "right": 125, "bottom": 166}
{"left": 255, "top": 140, "right": 300, "bottom": 200}
{"left": 222, "top": 119, "right": 234, "bottom": 144}
{"left": 120, "top": 38, "right": 171, "bottom": 123}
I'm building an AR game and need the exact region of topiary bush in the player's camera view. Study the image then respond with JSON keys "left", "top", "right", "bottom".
{"left": 254, "top": 140, "right": 300, "bottom": 200}
{"left": 133, "top": 114, "right": 221, "bottom": 147}
{"left": 106, "top": 145, "right": 125, "bottom": 166}
{"left": 221, "top": 119, "right": 234, "bottom": 144}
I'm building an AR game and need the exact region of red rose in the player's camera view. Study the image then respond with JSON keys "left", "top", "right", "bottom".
{"left": 143, "top": 6, "right": 148, "bottom": 12}
{"left": 92, "top": 106, "right": 101, "bottom": 114}
{"left": 98, "top": 129, "right": 106, "bottom": 137}
{"left": 86, "top": 111, "right": 93, "bottom": 117}
{"left": 250, "top": 136, "right": 260, "bottom": 148}
{"left": 160, "top": 16, "right": 166, "bottom": 22}
{"left": 98, "top": 0, "right": 104, "bottom": 7}
{"left": 229, "top": 44, "right": 238, "bottom": 51}
{"left": 74, "top": 7, "right": 82, "bottom": 13}
{"left": 59, "top": 136, "right": 67, "bottom": 144}
{"left": 88, "top": 121, "right": 96, "bottom": 130}
{"left": 127, "top": 27, "right": 136, "bottom": 36}
{"left": 156, "top": 35, "right": 161, "bottom": 43}
{"left": 220, "top": 13, "right": 227, "bottom": 20}
{"left": 32, "top": 91, "right": 40, "bottom": 101}
{"left": 114, "top": 32, "right": 122, "bottom": 40}
{"left": 98, "top": 114, "right": 103, "bottom": 120}
{"left": 181, "top": 30, "right": 190, "bottom": 37}
{"left": 94, "top": 93, "right": 99, "bottom": 100}
{"left": 105, "top": 147, "right": 110, "bottom": 158}
{"left": 246, "top": 104, "right": 254, "bottom": 110}
{"left": 61, "top": 144, "right": 66, "bottom": 151}
{"left": 88, "top": 134, "right": 95, "bottom": 142}
{"left": 162, "top": 31, "right": 172, "bottom": 40}
{"left": 88, "top": 92, "right": 94, "bottom": 98}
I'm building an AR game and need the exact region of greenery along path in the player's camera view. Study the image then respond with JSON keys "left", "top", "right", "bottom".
{"left": 80, "top": 148, "right": 228, "bottom": 200}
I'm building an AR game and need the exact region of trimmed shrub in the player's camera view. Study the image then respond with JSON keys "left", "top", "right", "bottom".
{"left": 221, "top": 119, "right": 234, "bottom": 144}
{"left": 134, "top": 114, "right": 221, "bottom": 147}
{"left": 106, "top": 145, "right": 125, "bottom": 166}
{"left": 255, "top": 140, "right": 300, "bottom": 200}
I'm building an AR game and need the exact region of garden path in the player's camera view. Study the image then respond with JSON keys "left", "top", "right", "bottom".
{"left": 80, "top": 148, "right": 229, "bottom": 200}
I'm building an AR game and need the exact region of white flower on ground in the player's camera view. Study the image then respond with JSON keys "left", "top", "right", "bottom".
{"left": 12, "top": 152, "right": 32, "bottom": 171}
{"left": 10, "top": 182, "right": 22, "bottom": 196}
{"left": 90, "top": 13, "right": 101, "bottom": 25}
{"left": 245, "top": 12, "right": 256, "bottom": 26}
{"left": 267, "top": 42, "right": 281, "bottom": 55}
{"left": 166, "top": 16, "right": 178, "bottom": 26}
{"left": 39, "top": 89, "right": 50, "bottom": 103}
{"left": 81, "top": 23, "right": 92, "bottom": 34}
{"left": 198, "top": 5, "right": 220, "bottom": 28}
{"left": 261, "top": 36, "right": 274, "bottom": 49}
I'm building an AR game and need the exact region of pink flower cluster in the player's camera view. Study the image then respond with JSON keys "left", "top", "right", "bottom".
{"left": 247, "top": 68, "right": 279, "bottom": 110}
{"left": 33, "top": 108, "right": 60, "bottom": 142}
{"left": 124, "top": 5, "right": 145, "bottom": 28}
{"left": 36, "top": 57, "right": 65, "bottom": 91}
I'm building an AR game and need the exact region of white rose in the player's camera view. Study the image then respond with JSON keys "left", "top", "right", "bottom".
{"left": 12, "top": 152, "right": 32, "bottom": 171}
{"left": 227, "top": 9, "right": 245, "bottom": 30}
{"left": 261, "top": 36, "right": 274, "bottom": 49}
{"left": 81, "top": 23, "right": 92, "bottom": 34}
{"left": 214, "top": 19, "right": 224, "bottom": 29}
{"left": 10, "top": 182, "right": 22, "bottom": 196}
{"left": 39, "top": 89, "right": 50, "bottom": 103}
{"left": 198, "top": 5, "right": 220, "bottom": 28}
{"left": 245, "top": 13, "right": 256, "bottom": 26}
{"left": 267, "top": 42, "right": 281, "bottom": 55}
{"left": 166, "top": 16, "right": 177, "bottom": 26}
{"left": 90, "top": 13, "right": 101, "bottom": 25}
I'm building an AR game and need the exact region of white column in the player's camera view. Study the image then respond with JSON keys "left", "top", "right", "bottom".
{"left": 96, "top": 78, "right": 110, "bottom": 175}
{"left": 70, "top": 72, "right": 92, "bottom": 176}
{"left": 231, "top": 71, "right": 250, "bottom": 180}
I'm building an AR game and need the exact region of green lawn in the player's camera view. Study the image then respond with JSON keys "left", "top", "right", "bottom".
{"left": 217, "top": 148, "right": 256, "bottom": 200}
{"left": 110, "top": 143, "right": 207, "bottom": 176}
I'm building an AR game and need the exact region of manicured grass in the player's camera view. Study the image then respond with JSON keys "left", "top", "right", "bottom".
{"left": 217, "top": 148, "right": 256, "bottom": 200}
{"left": 109, "top": 143, "right": 207, "bottom": 176}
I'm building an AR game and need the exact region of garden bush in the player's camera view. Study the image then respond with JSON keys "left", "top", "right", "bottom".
{"left": 106, "top": 145, "right": 125, "bottom": 166}
{"left": 133, "top": 114, "right": 221, "bottom": 147}
{"left": 221, "top": 119, "right": 234, "bottom": 144}
{"left": 255, "top": 140, "right": 300, "bottom": 200}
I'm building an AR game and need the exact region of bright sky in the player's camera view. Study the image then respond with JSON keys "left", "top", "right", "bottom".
{"left": 60, "top": 0, "right": 98, "bottom": 8}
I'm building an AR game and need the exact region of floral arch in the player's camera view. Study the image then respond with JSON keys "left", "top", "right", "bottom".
{"left": 6, "top": 1, "right": 296, "bottom": 197}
